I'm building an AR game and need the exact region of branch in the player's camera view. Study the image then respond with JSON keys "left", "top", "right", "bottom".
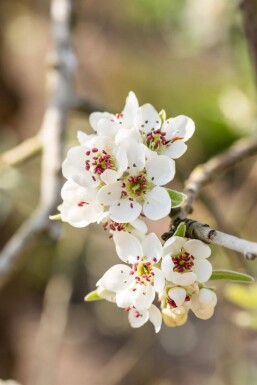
{"left": 174, "top": 136, "right": 257, "bottom": 219}
{"left": 240, "top": 0, "right": 257, "bottom": 82}
{"left": 0, "top": 0, "right": 74, "bottom": 286}
{"left": 0, "top": 135, "right": 42, "bottom": 171}
{"left": 163, "top": 218, "right": 257, "bottom": 260}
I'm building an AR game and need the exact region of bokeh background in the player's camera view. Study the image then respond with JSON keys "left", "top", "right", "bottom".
{"left": 1, "top": 0, "right": 257, "bottom": 384}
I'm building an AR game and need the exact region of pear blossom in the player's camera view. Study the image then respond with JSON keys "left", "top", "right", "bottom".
{"left": 62, "top": 136, "right": 128, "bottom": 188}
{"left": 97, "top": 155, "right": 175, "bottom": 222}
{"left": 96, "top": 232, "right": 165, "bottom": 311}
{"left": 128, "top": 304, "right": 162, "bottom": 332}
{"left": 89, "top": 91, "right": 139, "bottom": 139}
{"left": 161, "top": 236, "right": 212, "bottom": 286}
{"left": 59, "top": 179, "right": 103, "bottom": 227}
{"left": 191, "top": 288, "right": 217, "bottom": 320}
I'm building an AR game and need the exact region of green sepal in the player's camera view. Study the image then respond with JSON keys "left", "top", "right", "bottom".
{"left": 49, "top": 214, "right": 62, "bottom": 221}
{"left": 210, "top": 269, "right": 254, "bottom": 283}
{"left": 159, "top": 109, "right": 166, "bottom": 123}
{"left": 84, "top": 290, "right": 103, "bottom": 302}
{"left": 174, "top": 222, "right": 186, "bottom": 237}
{"left": 166, "top": 188, "right": 187, "bottom": 208}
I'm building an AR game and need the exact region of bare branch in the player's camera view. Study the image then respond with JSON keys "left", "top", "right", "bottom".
{"left": 175, "top": 136, "right": 257, "bottom": 219}
{"left": 0, "top": 135, "right": 42, "bottom": 171}
{"left": 0, "top": 0, "right": 75, "bottom": 285}
{"left": 163, "top": 218, "right": 257, "bottom": 260}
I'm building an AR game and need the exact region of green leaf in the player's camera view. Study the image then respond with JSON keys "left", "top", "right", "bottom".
{"left": 225, "top": 283, "right": 257, "bottom": 310}
{"left": 84, "top": 290, "right": 103, "bottom": 302}
{"left": 174, "top": 222, "right": 186, "bottom": 237}
{"left": 210, "top": 269, "right": 254, "bottom": 283}
{"left": 49, "top": 214, "right": 62, "bottom": 221}
{"left": 166, "top": 189, "right": 186, "bottom": 208}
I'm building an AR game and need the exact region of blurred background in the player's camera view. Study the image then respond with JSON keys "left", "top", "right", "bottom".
{"left": 1, "top": 0, "right": 257, "bottom": 384}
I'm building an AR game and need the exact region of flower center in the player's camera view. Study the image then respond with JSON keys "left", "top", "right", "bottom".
{"left": 130, "top": 260, "right": 155, "bottom": 285}
{"left": 102, "top": 220, "right": 126, "bottom": 233}
{"left": 172, "top": 252, "right": 194, "bottom": 273}
{"left": 144, "top": 129, "right": 167, "bottom": 152}
{"left": 122, "top": 173, "right": 153, "bottom": 202}
{"left": 85, "top": 148, "right": 115, "bottom": 175}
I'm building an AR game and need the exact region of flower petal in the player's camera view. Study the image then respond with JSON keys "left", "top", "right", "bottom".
{"left": 131, "top": 283, "right": 155, "bottom": 310}
{"left": 113, "top": 231, "right": 143, "bottom": 263}
{"left": 116, "top": 289, "right": 133, "bottom": 308}
{"left": 171, "top": 271, "right": 197, "bottom": 286}
{"left": 137, "top": 103, "right": 161, "bottom": 133}
{"left": 97, "top": 264, "right": 132, "bottom": 292}
{"left": 142, "top": 233, "right": 162, "bottom": 262}
{"left": 152, "top": 267, "right": 165, "bottom": 292}
{"left": 163, "top": 115, "right": 195, "bottom": 141}
{"left": 128, "top": 308, "right": 149, "bottom": 329}
{"left": 143, "top": 187, "right": 171, "bottom": 220}
{"left": 97, "top": 182, "right": 122, "bottom": 205}
{"left": 192, "top": 260, "right": 213, "bottom": 283}
{"left": 122, "top": 91, "right": 139, "bottom": 129}
{"left": 168, "top": 287, "right": 187, "bottom": 307}
{"left": 89, "top": 112, "right": 115, "bottom": 131}
{"left": 145, "top": 156, "right": 175, "bottom": 185}
{"left": 100, "top": 169, "right": 121, "bottom": 185}
{"left": 162, "top": 140, "right": 187, "bottom": 159}
{"left": 184, "top": 239, "right": 211, "bottom": 259}
{"left": 130, "top": 218, "right": 148, "bottom": 235}
{"left": 149, "top": 304, "right": 162, "bottom": 333}
{"left": 163, "top": 236, "right": 187, "bottom": 256}
{"left": 161, "top": 255, "right": 174, "bottom": 281}
{"left": 109, "top": 199, "right": 142, "bottom": 223}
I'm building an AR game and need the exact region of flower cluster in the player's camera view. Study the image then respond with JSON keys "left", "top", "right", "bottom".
{"left": 58, "top": 91, "right": 218, "bottom": 332}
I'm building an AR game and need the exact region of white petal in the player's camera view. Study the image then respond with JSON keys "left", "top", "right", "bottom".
{"left": 131, "top": 283, "right": 155, "bottom": 310}
{"left": 193, "top": 307, "right": 215, "bottom": 320}
{"left": 116, "top": 289, "right": 133, "bottom": 308}
{"left": 171, "top": 271, "right": 197, "bottom": 286}
{"left": 114, "top": 146, "right": 128, "bottom": 174}
{"left": 152, "top": 267, "right": 165, "bottom": 292}
{"left": 115, "top": 127, "right": 141, "bottom": 146}
{"left": 96, "top": 286, "right": 116, "bottom": 303}
{"left": 163, "top": 115, "right": 195, "bottom": 141}
{"left": 109, "top": 199, "right": 142, "bottom": 223}
{"left": 162, "top": 140, "right": 187, "bottom": 159}
{"left": 128, "top": 308, "right": 149, "bottom": 329}
{"left": 148, "top": 304, "right": 162, "bottom": 333}
{"left": 96, "top": 182, "right": 121, "bottom": 205}
{"left": 89, "top": 112, "right": 115, "bottom": 131}
{"left": 97, "top": 118, "right": 120, "bottom": 138}
{"left": 113, "top": 231, "right": 143, "bottom": 263}
{"left": 184, "top": 239, "right": 211, "bottom": 259}
{"left": 163, "top": 236, "right": 187, "bottom": 256}
{"left": 198, "top": 288, "right": 217, "bottom": 307}
{"left": 143, "top": 187, "right": 171, "bottom": 220}
{"left": 61, "top": 201, "right": 103, "bottom": 228}
{"left": 168, "top": 287, "right": 187, "bottom": 307}
{"left": 142, "top": 233, "right": 162, "bottom": 262}
{"left": 100, "top": 169, "right": 121, "bottom": 185}
{"left": 77, "top": 131, "right": 95, "bottom": 145}
{"left": 137, "top": 103, "right": 161, "bottom": 133}
{"left": 161, "top": 255, "right": 175, "bottom": 281}
{"left": 130, "top": 218, "right": 148, "bottom": 234}
{"left": 97, "top": 264, "right": 132, "bottom": 292}
{"left": 192, "top": 260, "right": 212, "bottom": 283}
{"left": 122, "top": 141, "right": 146, "bottom": 172}
{"left": 122, "top": 91, "right": 139, "bottom": 129}
{"left": 145, "top": 156, "right": 175, "bottom": 185}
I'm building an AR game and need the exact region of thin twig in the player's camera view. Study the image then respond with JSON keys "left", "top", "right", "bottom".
{"left": 0, "top": 0, "right": 74, "bottom": 285}
{"left": 175, "top": 136, "right": 257, "bottom": 219}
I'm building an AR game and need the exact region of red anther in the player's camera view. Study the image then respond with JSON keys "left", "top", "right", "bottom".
{"left": 145, "top": 262, "right": 151, "bottom": 266}
{"left": 92, "top": 176, "right": 96, "bottom": 181}
{"left": 137, "top": 256, "right": 140, "bottom": 260}
{"left": 102, "top": 150, "right": 107, "bottom": 154}
{"left": 129, "top": 270, "right": 134, "bottom": 275}
{"left": 130, "top": 203, "right": 134, "bottom": 208}
{"left": 92, "top": 148, "right": 98, "bottom": 153}
{"left": 86, "top": 151, "right": 91, "bottom": 156}
{"left": 160, "top": 132, "right": 166, "bottom": 136}
{"left": 109, "top": 235, "right": 113, "bottom": 239}
{"left": 153, "top": 257, "right": 157, "bottom": 262}
{"left": 168, "top": 298, "right": 177, "bottom": 308}
{"left": 134, "top": 311, "right": 140, "bottom": 318}
{"left": 110, "top": 224, "right": 115, "bottom": 231}
{"left": 185, "top": 295, "right": 190, "bottom": 302}
{"left": 77, "top": 201, "right": 87, "bottom": 207}
{"left": 129, "top": 198, "right": 133, "bottom": 201}
{"left": 125, "top": 306, "right": 131, "bottom": 312}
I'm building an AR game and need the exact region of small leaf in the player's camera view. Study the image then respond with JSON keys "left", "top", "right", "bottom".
{"left": 174, "top": 222, "right": 186, "bottom": 237}
{"left": 84, "top": 290, "right": 103, "bottom": 302}
{"left": 166, "top": 189, "right": 186, "bottom": 208}
{"left": 49, "top": 214, "right": 62, "bottom": 221}
{"left": 210, "top": 269, "right": 254, "bottom": 283}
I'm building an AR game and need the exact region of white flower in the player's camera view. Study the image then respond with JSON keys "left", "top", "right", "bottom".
{"left": 59, "top": 179, "right": 103, "bottom": 227}
{"left": 97, "top": 155, "right": 175, "bottom": 223}
{"left": 128, "top": 304, "right": 162, "bottom": 333}
{"left": 97, "top": 232, "right": 165, "bottom": 311}
{"left": 137, "top": 104, "right": 195, "bottom": 159}
{"left": 191, "top": 288, "right": 217, "bottom": 320}
{"left": 89, "top": 91, "right": 139, "bottom": 139}
{"left": 62, "top": 136, "right": 128, "bottom": 188}
{"left": 161, "top": 236, "right": 212, "bottom": 285}
{"left": 162, "top": 308, "right": 188, "bottom": 327}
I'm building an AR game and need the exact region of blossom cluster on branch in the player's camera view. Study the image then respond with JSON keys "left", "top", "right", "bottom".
{"left": 56, "top": 92, "right": 221, "bottom": 332}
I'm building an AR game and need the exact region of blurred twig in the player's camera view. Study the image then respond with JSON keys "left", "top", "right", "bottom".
{"left": 0, "top": 0, "right": 74, "bottom": 286}
{"left": 241, "top": 0, "right": 257, "bottom": 82}
{"left": 164, "top": 136, "right": 257, "bottom": 259}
